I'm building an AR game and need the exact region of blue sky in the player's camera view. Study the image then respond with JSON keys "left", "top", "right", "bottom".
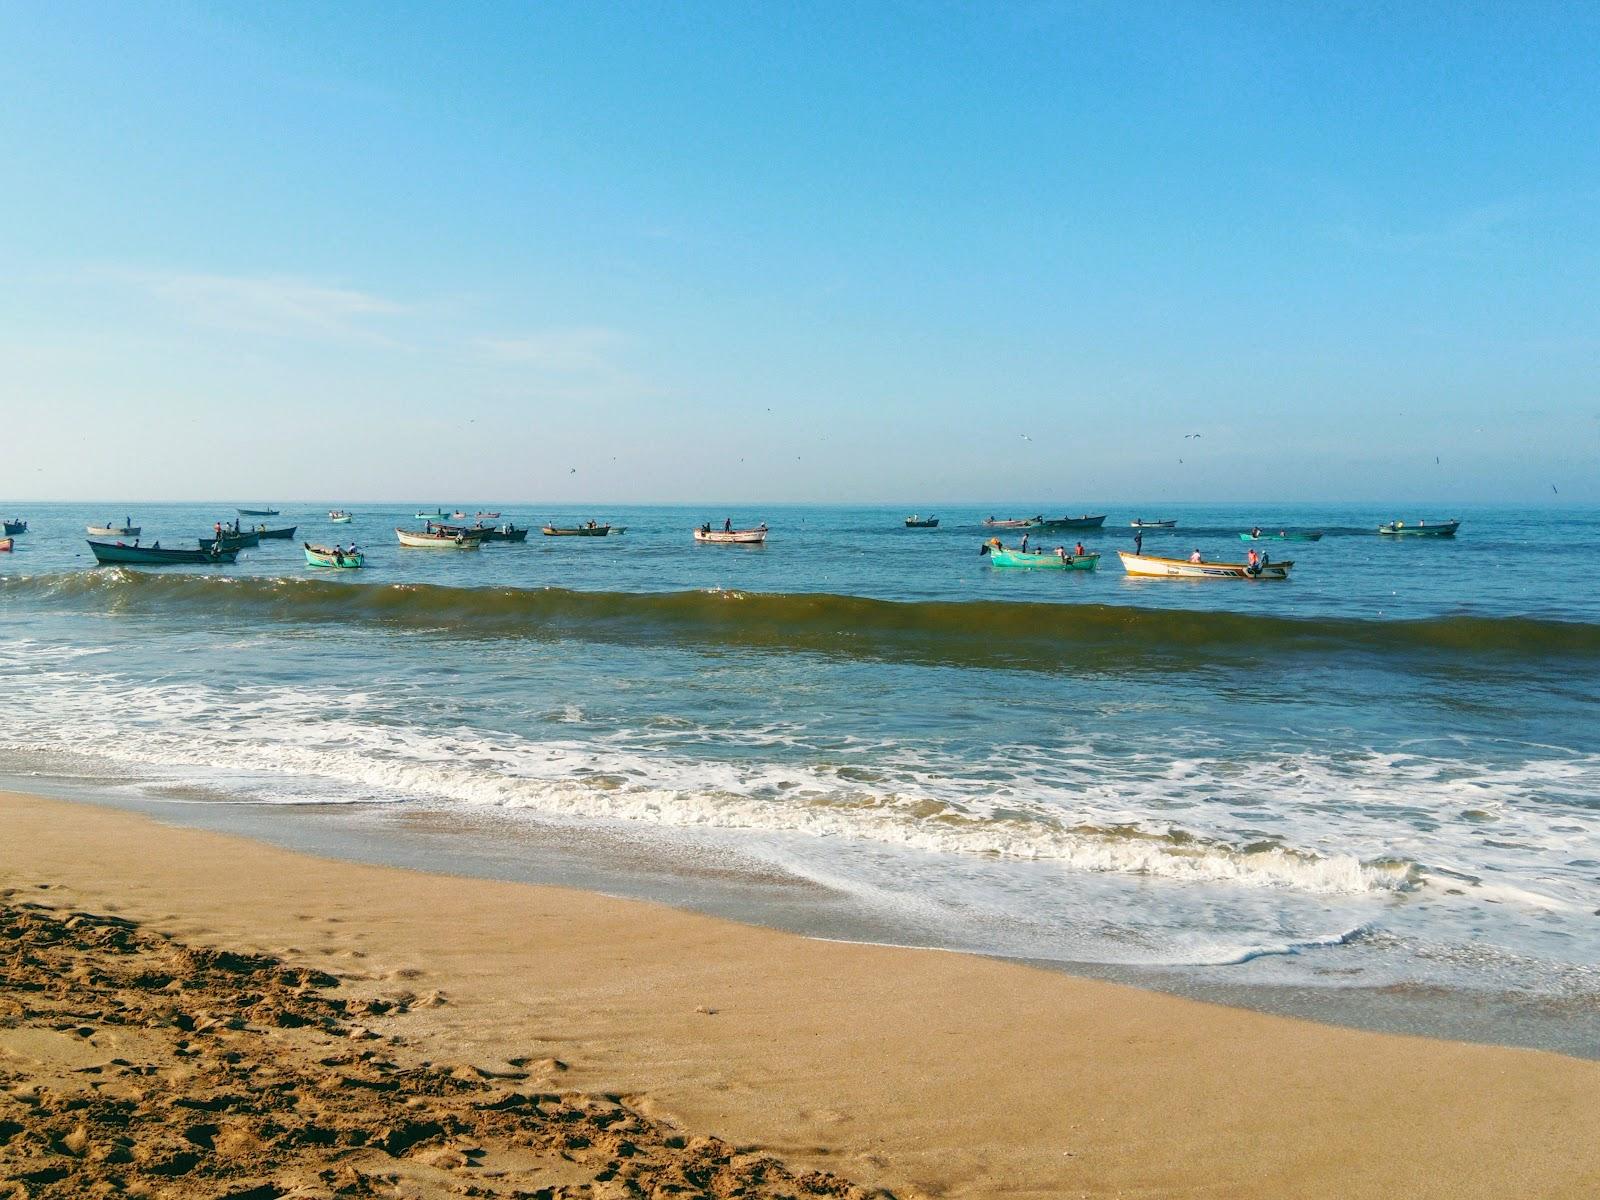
{"left": 2, "top": 2, "right": 1597, "bottom": 502}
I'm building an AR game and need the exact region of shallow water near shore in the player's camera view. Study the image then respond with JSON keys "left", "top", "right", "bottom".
{"left": 3, "top": 500, "right": 1598, "bottom": 1055}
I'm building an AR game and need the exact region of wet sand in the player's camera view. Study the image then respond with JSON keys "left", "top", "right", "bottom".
{"left": 3, "top": 790, "right": 1598, "bottom": 1199}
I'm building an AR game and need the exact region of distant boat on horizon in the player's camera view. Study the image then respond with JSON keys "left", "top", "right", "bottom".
{"left": 237, "top": 507, "right": 279, "bottom": 516}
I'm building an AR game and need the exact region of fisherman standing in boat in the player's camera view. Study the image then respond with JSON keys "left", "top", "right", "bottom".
{"left": 1189, "top": 548, "right": 1203, "bottom": 563}
{"left": 1020, "top": 533, "right": 1029, "bottom": 552}
{"left": 1074, "top": 541, "right": 1086, "bottom": 557}
{"left": 1134, "top": 530, "right": 1143, "bottom": 556}
{"left": 724, "top": 517, "right": 733, "bottom": 532}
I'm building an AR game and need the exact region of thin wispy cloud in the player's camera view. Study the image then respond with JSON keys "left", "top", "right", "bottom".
{"left": 474, "top": 327, "right": 627, "bottom": 373}
{"left": 131, "top": 271, "right": 409, "bottom": 343}
{"left": 1330, "top": 199, "right": 1530, "bottom": 258}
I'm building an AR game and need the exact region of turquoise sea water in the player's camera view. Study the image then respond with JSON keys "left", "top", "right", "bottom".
{"left": 3, "top": 501, "right": 1597, "bottom": 1052}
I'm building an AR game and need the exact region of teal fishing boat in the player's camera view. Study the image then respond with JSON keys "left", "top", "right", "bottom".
{"left": 304, "top": 542, "right": 364, "bottom": 568}
{"left": 1378, "top": 519, "right": 1460, "bottom": 537}
{"left": 1240, "top": 530, "right": 1324, "bottom": 542}
{"left": 904, "top": 515, "right": 939, "bottom": 528}
{"left": 982, "top": 543, "right": 1099, "bottom": 570}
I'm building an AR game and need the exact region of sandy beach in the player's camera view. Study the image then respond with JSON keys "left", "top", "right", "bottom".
{"left": 2, "top": 790, "right": 1597, "bottom": 1199}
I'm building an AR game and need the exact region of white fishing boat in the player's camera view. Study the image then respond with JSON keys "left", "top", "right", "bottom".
{"left": 87, "top": 524, "right": 140, "bottom": 538}
{"left": 395, "top": 526, "right": 481, "bottom": 549}
{"left": 1117, "top": 551, "right": 1292, "bottom": 580}
{"left": 693, "top": 524, "right": 768, "bottom": 544}
{"left": 1129, "top": 518, "right": 1177, "bottom": 529}
{"left": 328, "top": 510, "right": 353, "bottom": 523}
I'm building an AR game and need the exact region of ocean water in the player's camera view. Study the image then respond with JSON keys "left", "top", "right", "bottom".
{"left": 3, "top": 501, "right": 1598, "bottom": 1053}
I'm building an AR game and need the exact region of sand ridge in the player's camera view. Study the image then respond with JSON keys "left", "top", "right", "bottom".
{"left": 0, "top": 898, "right": 881, "bottom": 1199}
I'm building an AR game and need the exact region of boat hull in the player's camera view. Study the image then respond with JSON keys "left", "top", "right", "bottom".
{"left": 478, "top": 525, "right": 529, "bottom": 542}
{"left": 1241, "top": 532, "right": 1324, "bottom": 542}
{"left": 87, "top": 525, "right": 140, "bottom": 538}
{"left": 396, "top": 527, "right": 481, "bottom": 549}
{"left": 2, "top": 521, "right": 25, "bottom": 536}
{"left": 254, "top": 525, "right": 297, "bottom": 539}
{"left": 304, "top": 543, "right": 364, "bottom": 568}
{"left": 1118, "top": 551, "right": 1291, "bottom": 579}
{"left": 543, "top": 526, "right": 611, "bottom": 537}
{"left": 989, "top": 548, "right": 1098, "bottom": 570}
{"left": 0, "top": 537, "right": 11, "bottom": 553}
{"left": 329, "top": 513, "right": 354, "bottom": 523}
{"left": 88, "top": 540, "right": 238, "bottom": 565}
{"left": 904, "top": 516, "right": 939, "bottom": 528}
{"left": 199, "top": 531, "right": 260, "bottom": 551}
{"left": 1378, "top": 520, "right": 1460, "bottom": 537}
{"left": 694, "top": 527, "right": 767, "bottom": 544}
{"left": 236, "top": 508, "right": 278, "bottom": 516}
{"left": 1130, "top": 520, "right": 1176, "bottom": 529}
{"left": 1037, "top": 515, "right": 1107, "bottom": 530}
{"left": 983, "top": 517, "right": 1043, "bottom": 529}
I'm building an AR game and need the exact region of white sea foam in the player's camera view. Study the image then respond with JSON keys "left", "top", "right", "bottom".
{"left": 5, "top": 644, "right": 1597, "bottom": 919}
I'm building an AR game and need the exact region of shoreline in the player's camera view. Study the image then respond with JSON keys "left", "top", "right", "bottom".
{"left": 13, "top": 771, "right": 1597, "bottom": 1061}
{"left": 4, "top": 789, "right": 1599, "bottom": 1198}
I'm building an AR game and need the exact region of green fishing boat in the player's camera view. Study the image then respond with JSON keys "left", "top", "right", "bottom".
{"left": 1240, "top": 530, "right": 1324, "bottom": 542}
{"left": 304, "top": 542, "right": 364, "bottom": 568}
{"left": 1378, "top": 519, "right": 1460, "bottom": 537}
{"left": 983, "top": 543, "right": 1099, "bottom": 570}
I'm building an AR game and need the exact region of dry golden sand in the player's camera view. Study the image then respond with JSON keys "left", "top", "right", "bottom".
{"left": 2, "top": 792, "right": 1598, "bottom": 1199}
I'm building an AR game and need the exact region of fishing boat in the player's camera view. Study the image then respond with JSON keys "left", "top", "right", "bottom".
{"left": 542, "top": 523, "right": 611, "bottom": 537}
{"left": 693, "top": 524, "right": 768, "bottom": 544}
{"left": 1130, "top": 518, "right": 1177, "bottom": 529}
{"left": 2, "top": 520, "right": 26, "bottom": 535}
{"left": 415, "top": 509, "right": 449, "bottom": 521}
{"left": 0, "top": 537, "right": 11, "bottom": 553}
{"left": 254, "top": 525, "right": 298, "bottom": 539}
{"left": 983, "top": 515, "right": 1043, "bottom": 529}
{"left": 982, "top": 543, "right": 1098, "bottom": 570}
{"left": 88, "top": 540, "right": 238, "bottom": 565}
{"left": 236, "top": 507, "right": 279, "bottom": 517}
{"left": 608, "top": 526, "right": 628, "bottom": 535}
{"left": 87, "top": 524, "right": 140, "bottom": 538}
{"left": 1240, "top": 530, "right": 1324, "bottom": 542}
{"left": 328, "top": 510, "right": 353, "bottom": 523}
{"left": 1118, "top": 551, "right": 1292, "bottom": 580}
{"left": 425, "top": 520, "right": 492, "bottom": 538}
{"left": 396, "top": 527, "right": 481, "bottom": 549}
{"left": 475, "top": 511, "right": 501, "bottom": 520}
{"left": 199, "top": 530, "right": 260, "bottom": 551}
{"left": 1378, "top": 519, "right": 1460, "bottom": 537}
{"left": 904, "top": 515, "right": 940, "bottom": 528}
{"left": 1037, "top": 514, "right": 1107, "bottom": 530}
{"left": 479, "top": 523, "right": 529, "bottom": 542}
{"left": 304, "top": 542, "right": 364, "bottom": 568}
